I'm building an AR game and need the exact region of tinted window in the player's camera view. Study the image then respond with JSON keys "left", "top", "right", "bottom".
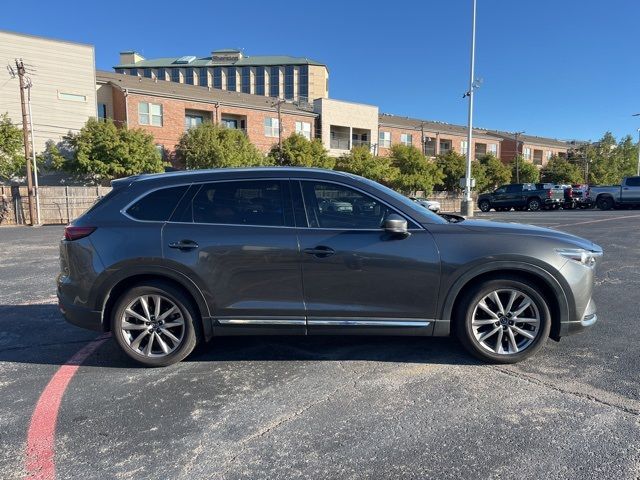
{"left": 188, "top": 181, "right": 286, "bottom": 226}
{"left": 301, "top": 181, "right": 395, "bottom": 229}
{"left": 495, "top": 187, "right": 506, "bottom": 194}
{"left": 506, "top": 185, "right": 521, "bottom": 193}
{"left": 127, "top": 186, "right": 188, "bottom": 221}
{"left": 626, "top": 177, "right": 640, "bottom": 187}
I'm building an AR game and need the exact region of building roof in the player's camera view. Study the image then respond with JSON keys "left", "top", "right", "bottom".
{"left": 483, "top": 130, "right": 572, "bottom": 149}
{"left": 114, "top": 54, "right": 327, "bottom": 69}
{"left": 96, "top": 71, "right": 317, "bottom": 116}
{"left": 378, "top": 114, "right": 503, "bottom": 141}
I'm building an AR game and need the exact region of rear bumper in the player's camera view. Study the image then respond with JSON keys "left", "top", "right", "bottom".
{"left": 57, "top": 291, "right": 103, "bottom": 332}
{"left": 559, "top": 298, "right": 597, "bottom": 337}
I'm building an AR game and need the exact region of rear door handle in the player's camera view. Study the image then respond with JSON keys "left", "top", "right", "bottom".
{"left": 303, "top": 246, "right": 335, "bottom": 258}
{"left": 168, "top": 240, "right": 199, "bottom": 251}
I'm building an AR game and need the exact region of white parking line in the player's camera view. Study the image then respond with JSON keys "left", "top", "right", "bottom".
{"left": 552, "top": 214, "right": 640, "bottom": 228}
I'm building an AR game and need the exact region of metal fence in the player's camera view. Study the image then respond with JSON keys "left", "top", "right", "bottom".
{"left": 0, "top": 186, "right": 112, "bottom": 226}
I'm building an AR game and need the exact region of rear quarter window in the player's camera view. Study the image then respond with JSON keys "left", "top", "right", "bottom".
{"left": 126, "top": 185, "right": 189, "bottom": 221}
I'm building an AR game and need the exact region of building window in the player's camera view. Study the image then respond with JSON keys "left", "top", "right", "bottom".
{"left": 171, "top": 69, "right": 180, "bottom": 83}
{"left": 523, "top": 147, "right": 532, "bottom": 161}
{"left": 155, "top": 144, "right": 166, "bottom": 160}
{"left": 269, "top": 66, "right": 280, "bottom": 97}
{"left": 139, "top": 102, "right": 163, "bottom": 126}
{"left": 299, "top": 65, "right": 308, "bottom": 101}
{"left": 533, "top": 149, "right": 543, "bottom": 165}
{"left": 213, "top": 67, "right": 222, "bottom": 89}
{"left": 241, "top": 67, "right": 251, "bottom": 94}
{"left": 58, "top": 92, "right": 87, "bottom": 102}
{"left": 284, "top": 65, "right": 294, "bottom": 100}
{"left": 185, "top": 113, "right": 203, "bottom": 130}
{"left": 488, "top": 143, "right": 498, "bottom": 156}
{"left": 157, "top": 68, "right": 165, "bottom": 80}
{"left": 199, "top": 68, "right": 208, "bottom": 86}
{"left": 227, "top": 67, "right": 236, "bottom": 91}
{"left": 115, "top": 68, "right": 125, "bottom": 74}
{"left": 130, "top": 68, "right": 138, "bottom": 76}
{"left": 546, "top": 150, "right": 553, "bottom": 161}
{"left": 255, "top": 66, "right": 265, "bottom": 95}
{"left": 423, "top": 137, "right": 436, "bottom": 156}
{"left": 97, "top": 103, "right": 107, "bottom": 120}
{"left": 143, "top": 68, "right": 152, "bottom": 79}
{"left": 185, "top": 68, "right": 195, "bottom": 85}
{"left": 401, "top": 133, "right": 413, "bottom": 146}
{"left": 264, "top": 117, "right": 279, "bottom": 137}
{"left": 295, "top": 121, "right": 311, "bottom": 139}
{"left": 440, "top": 140, "right": 452, "bottom": 154}
{"left": 379, "top": 131, "right": 391, "bottom": 148}
{"left": 461, "top": 140, "right": 468, "bottom": 155}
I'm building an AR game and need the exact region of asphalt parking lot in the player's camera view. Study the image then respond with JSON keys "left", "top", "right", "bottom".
{"left": 1, "top": 209, "right": 640, "bottom": 479}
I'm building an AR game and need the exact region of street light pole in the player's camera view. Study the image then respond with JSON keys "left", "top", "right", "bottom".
{"left": 632, "top": 114, "right": 640, "bottom": 176}
{"left": 513, "top": 131, "right": 524, "bottom": 183}
{"left": 461, "top": 0, "right": 477, "bottom": 218}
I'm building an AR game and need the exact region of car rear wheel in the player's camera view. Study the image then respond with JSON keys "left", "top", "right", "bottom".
{"left": 111, "top": 281, "right": 200, "bottom": 367}
{"left": 455, "top": 277, "right": 551, "bottom": 363}
{"left": 479, "top": 200, "right": 491, "bottom": 212}
{"left": 597, "top": 196, "right": 613, "bottom": 210}
{"left": 527, "top": 198, "right": 541, "bottom": 211}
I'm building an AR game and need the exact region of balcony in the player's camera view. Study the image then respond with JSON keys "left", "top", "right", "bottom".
{"left": 330, "top": 126, "right": 351, "bottom": 150}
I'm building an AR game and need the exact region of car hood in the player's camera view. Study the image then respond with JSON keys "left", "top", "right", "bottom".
{"left": 458, "top": 219, "right": 600, "bottom": 251}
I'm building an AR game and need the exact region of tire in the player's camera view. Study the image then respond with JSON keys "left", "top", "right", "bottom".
{"left": 454, "top": 276, "right": 551, "bottom": 363}
{"left": 111, "top": 280, "right": 201, "bottom": 367}
{"left": 527, "top": 198, "right": 541, "bottom": 211}
{"left": 479, "top": 200, "right": 491, "bottom": 212}
{"left": 597, "top": 196, "right": 614, "bottom": 211}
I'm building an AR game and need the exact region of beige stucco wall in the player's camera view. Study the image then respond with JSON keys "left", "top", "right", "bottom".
{"left": 0, "top": 30, "right": 97, "bottom": 153}
{"left": 308, "top": 65, "right": 328, "bottom": 100}
{"left": 314, "top": 98, "right": 378, "bottom": 156}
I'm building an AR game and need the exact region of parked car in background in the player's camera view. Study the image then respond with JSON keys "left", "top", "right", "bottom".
{"left": 477, "top": 183, "right": 564, "bottom": 212}
{"left": 411, "top": 197, "right": 441, "bottom": 213}
{"left": 58, "top": 167, "right": 602, "bottom": 366}
{"left": 587, "top": 176, "right": 640, "bottom": 210}
{"left": 571, "top": 184, "right": 593, "bottom": 209}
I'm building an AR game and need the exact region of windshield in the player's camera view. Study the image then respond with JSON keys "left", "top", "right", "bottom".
{"left": 353, "top": 175, "right": 449, "bottom": 224}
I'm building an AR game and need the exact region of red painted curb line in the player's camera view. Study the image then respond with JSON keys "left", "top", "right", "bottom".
{"left": 24, "top": 333, "right": 111, "bottom": 480}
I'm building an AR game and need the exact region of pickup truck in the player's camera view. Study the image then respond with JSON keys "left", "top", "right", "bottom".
{"left": 588, "top": 176, "right": 640, "bottom": 210}
{"left": 477, "top": 183, "right": 564, "bottom": 212}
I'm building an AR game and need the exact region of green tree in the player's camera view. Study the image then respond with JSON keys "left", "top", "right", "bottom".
{"left": 511, "top": 157, "right": 540, "bottom": 183}
{"left": 268, "top": 133, "right": 334, "bottom": 169}
{"left": 334, "top": 146, "right": 398, "bottom": 185}
{"left": 0, "top": 113, "right": 26, "bottom": 181}
{"left": 53, "top": 118, "right": 166, "bottom": 184}
{"left": 389, "top": 144, "right": 443, "bottom": 195}
{"left": 583, "top": 132, "right": 637, "bottom": 184}
{"left": 478, "top": 154, "right": 511, "bottom": 192}
{"left": 434, "top": 150, "right": 485, "bottom": 192}
{"left": 541, "top": 156, "right": 583, "bottom": 184}
{"left": 176, "top": 122, "right": 266, "bottom": 170}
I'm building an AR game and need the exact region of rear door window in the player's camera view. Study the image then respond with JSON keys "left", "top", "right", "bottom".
{"left": 181, "top": 180, "right": 290, "bottom": 226}
{"left": 506, "top": 185, "right": 521, "bottom": 193}
{"left": 126, "top": 185, "right": 189, "bottom": 221}
{"left": 626, "top": 177, "right": 640, "bottom": 187}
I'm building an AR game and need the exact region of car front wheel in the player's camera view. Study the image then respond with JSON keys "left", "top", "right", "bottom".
{"left": 455, "top": 277, "right": 551, "bottom": 363}
{"left": 479, "top": 200, "right": 491, "bottom": 212}
{"left": 111, "top": 281, "right": 200, "bottom": 367}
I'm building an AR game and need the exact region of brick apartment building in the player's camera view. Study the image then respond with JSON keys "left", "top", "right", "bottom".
{"left": 487, "top": 131, "right": 570, "bottom": 166}
{"left": 114, "top": 49, "right": 329, "bottom": 104}
{"left": 377, "top": 114, "right": 503, "bottom": 159}
{"left": 96, "top": 71, "right": 317, "bottom": 160}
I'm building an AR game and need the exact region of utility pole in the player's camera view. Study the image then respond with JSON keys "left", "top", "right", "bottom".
{"left": 461, "top": 0, "right": 477, "bottom": 217}
{"left": 15, "top": 59, "right": 36, "bottom": 226}
{"left": 637, "top": 129, "right": 640, "bottom": 176}
{"left": 26, "top": 79, "right": 41, "bottom": 225}
{"left": 514, "top": 131, "right": 524, "bottom": 183}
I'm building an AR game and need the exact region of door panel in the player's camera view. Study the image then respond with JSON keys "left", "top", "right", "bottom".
{"left": 296, "top": 180, "right": 440, "bottom": 335}
{"left": 621, "top": 178, "right": 640, "bottom": 203}
{"left": 163, "top": 179, "right": 305, "bottom": 334}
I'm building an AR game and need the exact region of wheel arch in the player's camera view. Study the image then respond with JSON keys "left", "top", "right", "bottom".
{"left": 96, "top": 267, "right": 213, "bottom": 340}
{"left": 437, "top": 262, "right": 570, "bottom": 341}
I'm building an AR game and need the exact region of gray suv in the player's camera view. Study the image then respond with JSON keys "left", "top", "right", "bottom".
{"left": 58, "top": 168, "right": 602, "bottom": 366}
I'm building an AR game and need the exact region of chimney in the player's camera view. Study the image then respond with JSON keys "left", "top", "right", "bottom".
{"left": 119, "top": 51, "right": 145, "bottom": 65}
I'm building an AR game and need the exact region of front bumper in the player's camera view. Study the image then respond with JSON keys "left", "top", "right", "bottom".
{"left": 559, "top": 298, "right": 597, "bottom": 336}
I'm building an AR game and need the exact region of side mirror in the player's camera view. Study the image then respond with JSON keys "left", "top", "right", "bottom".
{"left": 383, "top": 214, "right": 409, "bottom": 237}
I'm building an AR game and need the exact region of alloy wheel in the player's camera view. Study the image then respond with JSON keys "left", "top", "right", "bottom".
{"left": 120, "top": 294, "right": 185, "bottom": 357}
{"left": 470, "top": 288, "right": 540, "bottom": 355}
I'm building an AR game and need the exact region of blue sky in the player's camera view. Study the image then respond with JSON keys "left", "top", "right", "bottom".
{"left": 2, "top": 0, "right": 639, "bottom": 142}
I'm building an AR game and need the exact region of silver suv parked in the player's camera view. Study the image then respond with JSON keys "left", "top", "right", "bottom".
{"left": 58, "top": 168, "right": 603, "bottom": 366}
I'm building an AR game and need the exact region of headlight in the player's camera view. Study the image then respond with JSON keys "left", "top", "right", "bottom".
{"left": 555, "top": 248, "right": 603, "bottom": 268}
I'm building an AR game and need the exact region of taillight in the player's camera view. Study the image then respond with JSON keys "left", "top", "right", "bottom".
{"left": 64, "top": 226, "right": 96, "bottom": 241}
{"left": 547, "top": 189, "right": 552, "bottom": 198}
{"left": 567, "top": 187, "right": 573, "bottom": 198}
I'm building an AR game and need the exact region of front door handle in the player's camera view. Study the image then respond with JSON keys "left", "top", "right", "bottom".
{"left": 303, "top": 246, "right": 335, "bottom": 258}
{"left": 168, "top": 240, "right": 199, "bottom": 251}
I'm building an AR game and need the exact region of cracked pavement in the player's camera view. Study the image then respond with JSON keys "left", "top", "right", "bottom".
{"left": 1, "top": 210, "right": 639, "bottom": 479}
